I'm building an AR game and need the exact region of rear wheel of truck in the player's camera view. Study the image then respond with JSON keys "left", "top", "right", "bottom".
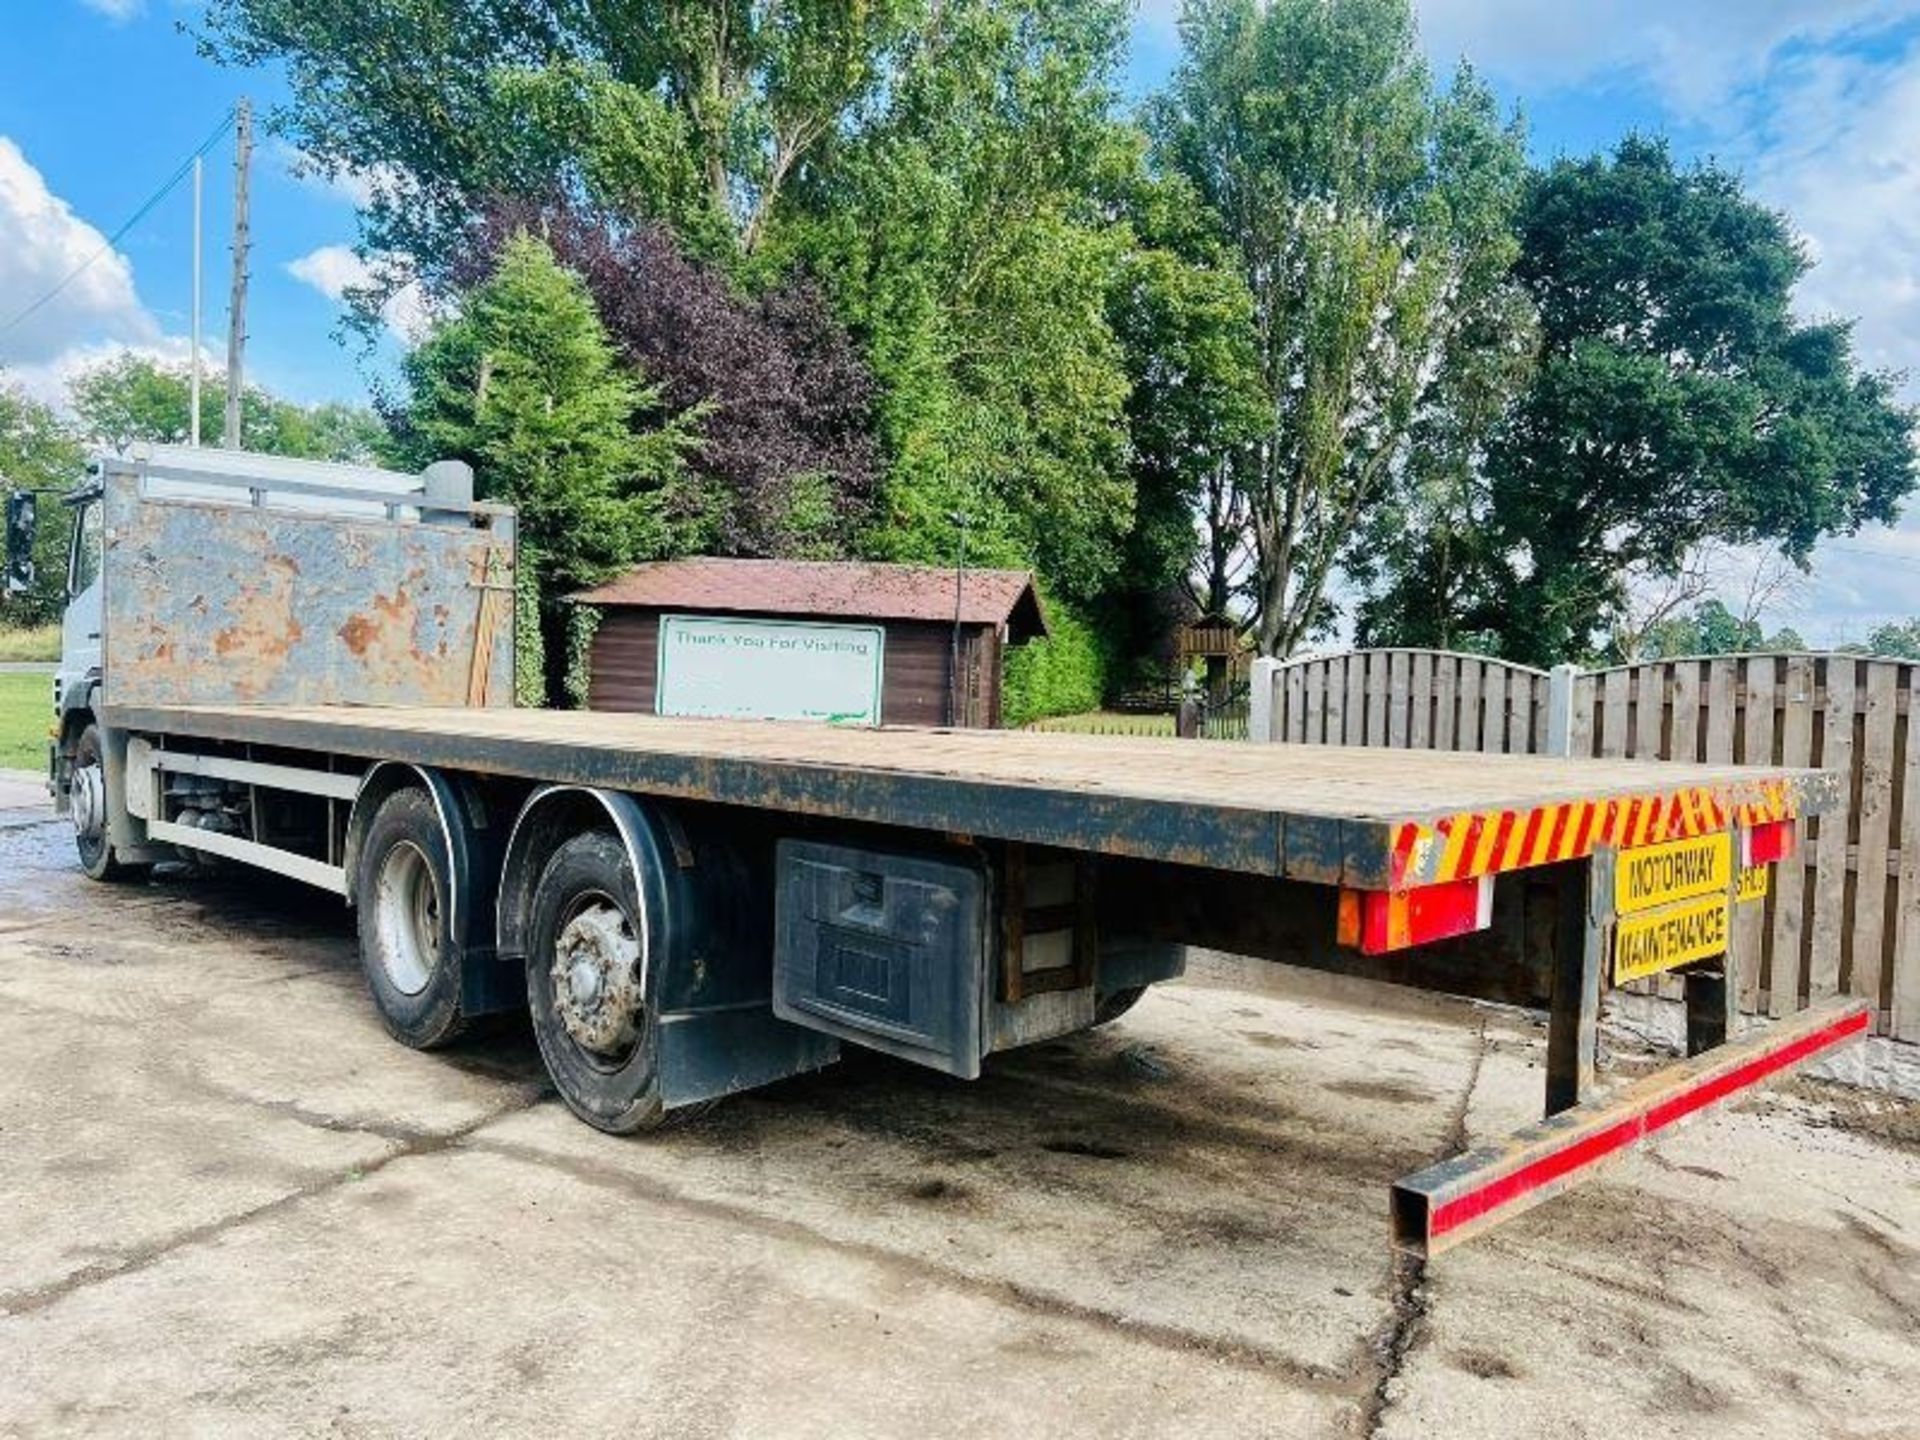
{"left": 72, "top": 723, "right": 146, "bottom": 883}
{"left": 526, "top": 830, "right": 666, "bottom": 1135}
{"left": 356, "top": 787, "right": 467, "bottom": 1049}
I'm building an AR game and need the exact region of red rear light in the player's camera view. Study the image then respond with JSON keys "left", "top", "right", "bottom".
{"left": 1744, "top": 820, "right": 1795, "bottom": 867}
{"left": 1339, "top": 875, "right": 1494, "bottom": 956}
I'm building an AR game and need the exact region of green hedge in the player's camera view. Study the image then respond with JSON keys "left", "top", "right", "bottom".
{"left": 513, "top": 557, "right": 545, "bottom": 708}
{"left": 1002, "top": 603, "right": 1109, "bottom": 727}
{"left": 563, "top": 603, "right": 601, "bottom": 709}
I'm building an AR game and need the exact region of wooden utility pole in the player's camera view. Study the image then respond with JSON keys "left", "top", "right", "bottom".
{"left": 223, "top": 97, "right": 252, "bottom": 450}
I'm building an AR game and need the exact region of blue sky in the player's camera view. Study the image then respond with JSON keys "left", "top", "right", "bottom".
{"left": 5, "top": 0, "right": 1920, "bottom": 642}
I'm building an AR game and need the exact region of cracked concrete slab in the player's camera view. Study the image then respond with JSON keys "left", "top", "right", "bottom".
{"left": 3, "top": 813, "right": 1918, "bottom": 1438}
{"left": 1, "top": 1143, "right": 1337, "bottom": 1438}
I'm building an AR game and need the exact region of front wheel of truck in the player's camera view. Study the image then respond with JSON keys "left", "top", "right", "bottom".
{"left": 525, "top": 830, "right": 667, "bottom": 1135}
{"left": 72, "top": 724, "right": 146, "bottom": 883}
{"left": 356, "top": 787, "right": 468, "bottom": 1049}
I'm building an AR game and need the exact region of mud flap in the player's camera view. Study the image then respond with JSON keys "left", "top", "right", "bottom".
{"left": 658, "top": 1007, "right": 841, "bottom": 1110}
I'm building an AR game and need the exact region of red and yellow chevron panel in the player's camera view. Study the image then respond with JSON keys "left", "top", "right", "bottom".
{"left": 1388, "top": 778, "right": 1798, "bottom": 892}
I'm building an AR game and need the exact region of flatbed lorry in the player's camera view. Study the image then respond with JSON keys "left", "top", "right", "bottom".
{"left": 4, "top": 445, "right": 1869, "bottom": 1256}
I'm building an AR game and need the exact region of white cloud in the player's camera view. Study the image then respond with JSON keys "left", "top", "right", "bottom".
{"left": 270, "top": 140, "right": 406, "bottom": 210}
{"left": 1745, "top": 48, "right": 1920, "bottom": 382}
{"left": 286, "top": 243, "right": 434, "bottom": 344}
{"left": 76, "top": 0, "right": 144, "bottom": 21}
{"left": 1131, "top": 2, "right": 1920, "bottom": 111}
{"left": 1414, "top": 0, "right": 1918, "bottom": 113}
{"left": 285, "top": 244, "right": 368, "bottom": 299}
{"left": 0, "top": 136, "right": 226, "bottom": 422}
{"left": 0, "top": 137, "right": 157, "bottom": 368}
{"left": 1710, "top": 36, "right": 1920, "bottom": 634}
{"left": 1756, "top": 529, "right": 1920, "bottom": 646}
{"left": 7, "top": 335, "right": 212, "bottom": 413}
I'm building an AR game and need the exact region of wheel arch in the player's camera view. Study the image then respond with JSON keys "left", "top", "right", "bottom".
{"left": 345, "top": 762, "right": 494, "bottom": 950}
{"left": 497, "top": 786, "right": 658, "bottom": 974}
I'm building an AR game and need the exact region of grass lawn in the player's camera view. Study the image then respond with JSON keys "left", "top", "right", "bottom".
{"left": 0, "top": 672, "right": 51, "bottom": 773}
{"left": 0, "top": 623, "right": 60, "bottom": 663}
{"left": 1024, "top": 710, "right": 1177, "bottom": 737}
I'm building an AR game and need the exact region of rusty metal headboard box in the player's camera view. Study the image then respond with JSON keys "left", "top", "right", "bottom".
{"left": 102, "top": 464, "right": 518, "bottom": 710}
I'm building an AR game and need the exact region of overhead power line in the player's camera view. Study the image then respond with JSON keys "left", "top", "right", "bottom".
{"left": 0, "top": 108, "right": 237, "bottom": 343}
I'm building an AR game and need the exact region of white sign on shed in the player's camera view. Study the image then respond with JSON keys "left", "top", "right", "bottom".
{"left": 655, "top": 614, "right": 885, "bottom": 725}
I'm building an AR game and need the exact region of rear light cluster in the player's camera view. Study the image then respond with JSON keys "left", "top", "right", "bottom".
{"left": 1744, "top": 819, "right": 1795, "bottom": 867}
{"left": 1339, "top": 874, "right": 1494, "bottom": 956}
{"left": 1343, "top": 820, "right": 1795, "bottom": 958}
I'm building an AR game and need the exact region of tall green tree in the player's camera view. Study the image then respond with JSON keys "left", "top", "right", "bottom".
{"left": 1103, "top": 170, "right": 1266, "bottom": 686}
{"left": 204, "top": 0, "right": 1164, "bottom": 623}
{"left": 783, "top": 0, "right": 1147, "bottom": 602}
{"left": 200, "top": 0, "right": 916, "bottom": 268}
{"left": 1154, "top": 0, "right": 1533, "bottom": 656}
{"left": 394, "top": 233, "right": 706, "bottom": 700}
{"left": 1481, "top": 138, "right": 1917, "bottom": 664}
{"left": 67, "top": 354, "right": 388, "bottom": 463}
{"left": 0, "top": 380, "right": 86, "bottom": 626}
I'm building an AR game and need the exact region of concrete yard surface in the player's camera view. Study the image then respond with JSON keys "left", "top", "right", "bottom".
{"left": 2, "top": 804, "right": 1917, "bottom": 1438}
{"left": 0, "top": 769, "right": 45, "bottom": 813}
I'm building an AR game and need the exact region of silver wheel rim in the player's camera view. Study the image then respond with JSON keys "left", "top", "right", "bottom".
{"left": 71, "top": 762, "right": 106, "bottom": 846}
{"left": 373, "top": 840, "right": 440, "bottom": 996}
{"left": 550, "top": 890, "right": 645, "bottom": 1063}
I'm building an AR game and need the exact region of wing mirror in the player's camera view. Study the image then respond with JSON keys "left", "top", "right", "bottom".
{"left": 4, "top": 490, "right": 36, "bottom": 597}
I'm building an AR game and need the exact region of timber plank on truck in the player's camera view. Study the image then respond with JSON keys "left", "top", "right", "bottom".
{"left": 103, "top": 703, "right": 1839, "bottom": 891}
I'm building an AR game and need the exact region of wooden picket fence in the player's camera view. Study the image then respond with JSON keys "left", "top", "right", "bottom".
{"left": 1254, "top": 649, "right": 1920, "bottom": 1043}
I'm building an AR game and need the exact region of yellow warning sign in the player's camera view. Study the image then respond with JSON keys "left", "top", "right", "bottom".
{"left": 1614, "top": 894, "right": 1731, "bottom": 984}
{"left": 1615, "top": 832, "right": 1732, "bottom": 917}
{"left": 1736, "top": 865, "right": 1770, "bottom": 905}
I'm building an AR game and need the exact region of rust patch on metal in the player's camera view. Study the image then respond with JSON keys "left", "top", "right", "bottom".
{"left": 102, "top": 470, "right": 516, "bottom": 709}
{"left": 339, "top": 615, "right": 377, "bottom": 656}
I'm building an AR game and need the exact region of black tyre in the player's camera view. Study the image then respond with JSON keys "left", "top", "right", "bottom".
{"left": 355, "top": 787, "right": 467, "bottom": 1049}
{"left": 1093, "top": 985, "right": 1148, "bottom": 1027}
{"left": 72, "top": 723, "right": 145, "bottom": 883}
{"left": 526, "top": 830, "right": 665, "bottom": 1135}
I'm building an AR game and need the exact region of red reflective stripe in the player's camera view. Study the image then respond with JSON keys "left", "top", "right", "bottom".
{"left": 1427, "top": 1008, "right": 1872, "bottom": 1240}
{"left": 1542, "top": 805, "right": 1571, "bottom": 860}
{"left": 1571, "top": 803, "right": 1600, "bottom": 857}
{"left": 1486, "top": 811, "right": 1516, "bottom": 873}
{"left": 1390, "top": 823, "right": 1420, "bottom": 886}
{"left": 1517, "top": 808, "right": 1545, "bottom": 863}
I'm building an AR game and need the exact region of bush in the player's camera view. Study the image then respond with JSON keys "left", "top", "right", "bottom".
{"left": 1002, "top": 603, "right": 1110, "bottom": 728}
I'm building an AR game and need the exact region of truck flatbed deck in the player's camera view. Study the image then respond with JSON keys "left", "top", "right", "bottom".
{"left": 106, "top": 702, "right": 1833, "bottom": 891}
{"left": 31, "top": 447, "right": 1867, "bottom": 1258}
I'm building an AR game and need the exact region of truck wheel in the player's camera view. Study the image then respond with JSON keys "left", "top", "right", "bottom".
{"left": 1093, "top": 986, "right": 1148, "bottom": 1026}
{"left": 72, "top": 724, "right": 145, "bottom": 883}
{"left": 526, "top": 830, "right": 665, "bottom": 1134}
{"left": 355, "top": 787, "right": 467, "bottom": 1049}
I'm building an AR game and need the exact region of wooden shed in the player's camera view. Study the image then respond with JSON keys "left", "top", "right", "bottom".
{"left": 571, "top": 558, "right": 1049, "bottom": 728}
